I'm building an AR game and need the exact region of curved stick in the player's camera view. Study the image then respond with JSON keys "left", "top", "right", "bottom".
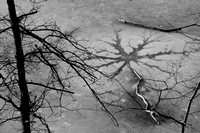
{"left": 117, "top": 18, "right": 196, "bottom": 33}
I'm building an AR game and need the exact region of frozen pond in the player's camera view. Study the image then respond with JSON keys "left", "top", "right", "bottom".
{"left": 1, "top": 0, "right": 200, "bottom": 133}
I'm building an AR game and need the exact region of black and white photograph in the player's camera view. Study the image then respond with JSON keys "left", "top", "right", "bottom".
{"left": 0, "top": 0, "right": 200, "bottom": 133}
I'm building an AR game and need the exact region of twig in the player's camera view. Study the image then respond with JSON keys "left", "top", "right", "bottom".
{"left": 181, "top": 82, "right": 200, "bottom": 133}
{"left": 117, "top": 19, "right": 196, "bottom": 33}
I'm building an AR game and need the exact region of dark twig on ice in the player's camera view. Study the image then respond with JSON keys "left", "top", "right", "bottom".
{"left": 117, "top": 19, "right": 196, "bottom": 33}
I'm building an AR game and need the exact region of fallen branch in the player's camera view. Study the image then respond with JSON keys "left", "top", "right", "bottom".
{"left": 117, "top": 19, "right": 196, "bottom": 33}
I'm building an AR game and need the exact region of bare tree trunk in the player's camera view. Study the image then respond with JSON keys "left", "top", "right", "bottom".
{"left": 7, "top": 0, "right": 31, "bottom": 133}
